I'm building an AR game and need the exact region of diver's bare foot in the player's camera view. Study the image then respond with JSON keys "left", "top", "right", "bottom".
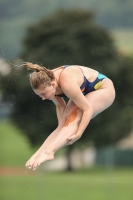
{"left": 25, "top": 151, "right": 39, "bottom": 169}
{"left": 25, "top": 151, "right": 54, "bottom": 170}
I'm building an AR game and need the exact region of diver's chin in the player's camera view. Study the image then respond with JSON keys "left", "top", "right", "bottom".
{"left": 48, "top": 96, "right": 54, "bottom": 100}
{"left": 49, "top": 93, "right": 56, "bottom": 100}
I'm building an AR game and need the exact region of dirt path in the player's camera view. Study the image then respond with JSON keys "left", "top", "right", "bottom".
{"left": 0, "top": 167, "right": 38, "bottom": 176}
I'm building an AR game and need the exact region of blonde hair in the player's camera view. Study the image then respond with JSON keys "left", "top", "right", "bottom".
{"left": 23, "top": 62, "right": 55, "bottom": 89}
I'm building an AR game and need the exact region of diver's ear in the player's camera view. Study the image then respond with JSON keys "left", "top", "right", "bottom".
{"left": 51, "top": 81, "right": 56, "bottom": 87}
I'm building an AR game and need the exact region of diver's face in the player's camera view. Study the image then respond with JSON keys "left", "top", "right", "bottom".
{"left": 34, "top": 82, "right": 56, "bottom": 100}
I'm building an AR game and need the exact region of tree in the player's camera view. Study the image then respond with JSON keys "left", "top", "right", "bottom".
{"left": 0, "top": 66, "right": 58, "bottom": 145}
{"left": 21, "top": 9, "right": 119, "bottom": 74}
{"left": 1, "top": 9, "right": 133, "bottom": 170}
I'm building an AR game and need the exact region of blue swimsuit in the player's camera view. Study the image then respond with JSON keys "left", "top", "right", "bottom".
{"left": 56, "top": 65, "right": 107, "bottom": 98}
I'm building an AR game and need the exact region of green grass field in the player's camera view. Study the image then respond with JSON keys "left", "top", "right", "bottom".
{"left": 0, "top": 121, "right": 133, "bottom": 200}
{"left": 0, "top": 120, "right": 36, "bottom": 167}
{"left": 0, "top": 168, "right": 133, "bottom": 200}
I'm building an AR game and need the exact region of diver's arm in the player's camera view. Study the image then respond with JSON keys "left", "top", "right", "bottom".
{"left": 61, "top": 77, "right": 93, "bottom": 141}
{"left": 52, "top": 96, "right": 66, "bottom": 123}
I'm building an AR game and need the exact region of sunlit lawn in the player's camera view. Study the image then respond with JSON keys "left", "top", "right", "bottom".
{"left": 0, "top": 168, "right": 133, "bottom": 200}
{"left": 0, "top": 120, "right": 133, "bottom": 200}
{"left": 0, "top": 120, "right": 36, "bottom": 167}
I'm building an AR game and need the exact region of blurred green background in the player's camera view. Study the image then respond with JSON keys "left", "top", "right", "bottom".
{"left": 0, "top": 120, "right": 133, "bottom": 200}
{"left": 0, "top": 0, "right": 133, "bottom": 200}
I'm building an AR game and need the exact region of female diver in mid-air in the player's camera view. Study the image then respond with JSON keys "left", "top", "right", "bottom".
{"left": 23, "top": 63, "right": 115, "bottom": 170}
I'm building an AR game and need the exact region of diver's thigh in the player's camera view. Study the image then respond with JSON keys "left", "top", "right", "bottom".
{"left": 85, "top": 80, "right": 115, "bottom": 118}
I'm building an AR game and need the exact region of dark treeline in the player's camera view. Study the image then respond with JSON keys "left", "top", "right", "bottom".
{"left": 0, "top": 0, "right": 133, "bottom": 58}
{"left": 1, "top": 0, "right": 133, "bottom": 28}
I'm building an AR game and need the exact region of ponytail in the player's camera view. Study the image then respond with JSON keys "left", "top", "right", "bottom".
{"left": 23, "top": 62, "right": 55, "bottom": 89}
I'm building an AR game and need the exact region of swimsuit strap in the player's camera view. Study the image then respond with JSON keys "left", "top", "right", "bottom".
{"left": 54, "top": 65, "right": 85, "bottom": 86}
{"left": 80, "top": 66, "right": 85, "bottom": 78}
{"left": 57, "top": 66, "right": 66, "bottom": 86}
{"left": 56, "top": 65, "right": 71, "bottom": 86}
{"left": 78, "top": 66, "right": 86, "bottom": 90}
{"left": 52, "top": 66, "right": 65, "bottom": 86}
{"left": 78, "top": 66, "right": 84, "bottom": 76}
